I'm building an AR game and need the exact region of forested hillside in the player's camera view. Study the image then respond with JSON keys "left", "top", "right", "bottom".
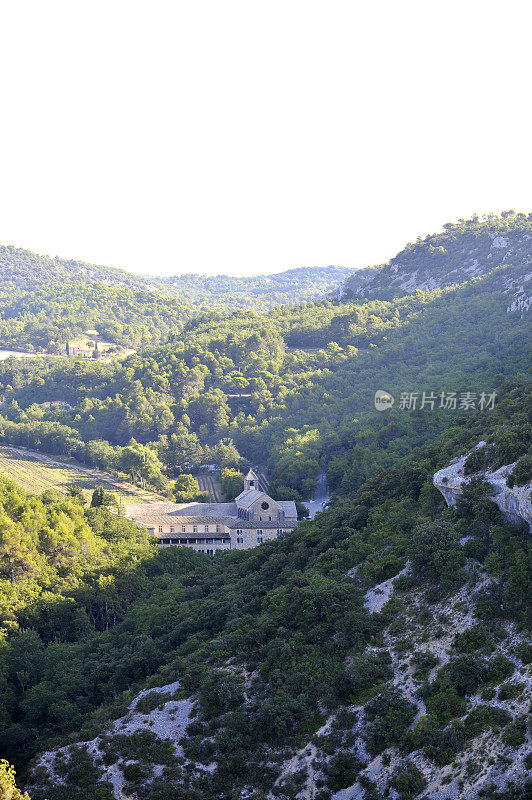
{"left": 0, "top": 245, "right": 530, "bottom": 503}
{"left": 158, "top": 265, "right": 357, "bottom": 308}
{"left": 0, "top": 214, "right": 530, "bottom": 799}
{"left": 342, "top": 212, "right": 532, "bottom": 309}
{"left": 0, "top": 246, "right": 354, "bottom": 352}
{"left": 0, "top": 382, "right": 529, "bottom": 800}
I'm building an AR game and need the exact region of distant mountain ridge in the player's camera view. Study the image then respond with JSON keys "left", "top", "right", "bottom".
{"left": 0, "top": 245, "right": 356, "bottom": 308}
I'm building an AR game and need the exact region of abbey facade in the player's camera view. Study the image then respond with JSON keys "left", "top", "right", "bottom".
{"left": 124, "top": 470, "right": 297, "bottom": 554}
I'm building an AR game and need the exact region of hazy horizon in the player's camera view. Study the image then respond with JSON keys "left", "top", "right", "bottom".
{"left": 3, "top": 210, "right": 525, "bottom": 280}
{"left": 1, "top": 2, "right": 531, "bottom": 278}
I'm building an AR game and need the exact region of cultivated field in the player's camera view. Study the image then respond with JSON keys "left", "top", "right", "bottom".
{"left": 196, "top": 473, "right": 222, "bottom": 501}
{"left": 0, "top": 445, "right": 162, "bottom": 505}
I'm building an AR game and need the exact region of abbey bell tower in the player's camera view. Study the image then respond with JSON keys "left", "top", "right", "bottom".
{"left": 244, "top": 469, "right": 260, "bottom": 491}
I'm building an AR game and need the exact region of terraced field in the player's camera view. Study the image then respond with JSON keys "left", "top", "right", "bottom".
{"left": 196, "top": 473, "right": 222, "bottom": 501}
{"left": 0, "top": 445, "right": 162, "bottom": 505}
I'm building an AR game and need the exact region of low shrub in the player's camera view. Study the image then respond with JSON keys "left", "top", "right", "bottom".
{"left": 463, "top": 705, "right": 512, "bottom": 738}
{"left": 390, "top": 762, "right": 427, "bottom": 799}
{"left": 485, "top": 654, "right": 514, "bottom": 685}
{"left": 502, "top": 716, "right": 527, "bottom": 748}
{"left": 498, "top": 682, "right": 524, "bottom": 701}
{"left": 364, "top": 689, "right": 416, "bottom": 755}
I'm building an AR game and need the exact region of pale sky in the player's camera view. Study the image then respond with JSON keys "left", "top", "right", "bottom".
{"left": 0, "top": 1, "right": 531, "bottom": 277}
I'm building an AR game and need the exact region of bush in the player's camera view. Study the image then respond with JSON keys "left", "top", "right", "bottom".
{"left": 463, "top": 705, "right": 512, "bottom": 738}
{"left": 453, "top": 624, "right": 492, "bottom": 653}
{"left": 422, "top": 681, "right": 467, "bottom": 724}
{"left": 102, "top": 730, "right": 175, "bottom": 766}
{"left": 411, "top": 651, "right": 439, "bottom": 679}
{"left": 331, "top": 709, "right": 358, "bottom": 731}
{"left": 364, "top": 689, "right": 416, "bottom": 755}
{"left": 390, "top": 762, "right": 427, "bottom": 799}
{"left": 134, "top": 691, "right": 173, "bottom": 714}
{"left": 463, "top": 445, "right": 496, "bottom": 475}
{"left": 445, "top": 655, "right": 486, "bottom": 696}
{"left": 324, "top": 752, "right": 364, "bottom": 792}
{"left": 485, "top": 654, "right": 514, "bottom": 685}
{"left": 340, "top": 651, "right": 393, "bottom": 702}
{"left": 403, "top": 715, "right": 465, "bottom": 765}
{"left": 514, "top": 642, "right": 532, "bottom": 665}
{"left": 502, "top": 716, "right": 527, "bottom": 748}
{"left": 480, "top": 686, "right": 496, "bottom": 701}
{"left": 198, "top": 672, "right": 244, "bottom": 717}
{"left": 507, "top": 454, "right": 532, "bottom": 487}
{"left": 498, "top": 682, "right": 524, "bottom": 701}
{"left": 122, "top": 762, "right": 150, "bottom": 782}
{"left": 409, "top": 520, "right": 465, "bottom": 591}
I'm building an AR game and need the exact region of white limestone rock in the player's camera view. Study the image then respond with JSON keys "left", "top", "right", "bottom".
{"left": 433, "top": 445, "right": 532, "bottom": 530}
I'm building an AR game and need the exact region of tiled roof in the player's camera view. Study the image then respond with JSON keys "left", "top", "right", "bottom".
{"left": 124, "top": 501, "right": 237, "bottom": 517}
{"left": 278, "top": 500, "right": 298, "bottom": 517}
{"left": 125, "top": 498, "right": 298, "bottom": 529}
{"left": 234, "top": 488, "right": 264, "bottom": 508}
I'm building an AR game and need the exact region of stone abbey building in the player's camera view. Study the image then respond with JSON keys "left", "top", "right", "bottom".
{"left": 124, "top": 470, "right": 297, "bottom": 554}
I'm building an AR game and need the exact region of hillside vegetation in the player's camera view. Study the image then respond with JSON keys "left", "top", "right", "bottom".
{"left": 343, "top": 212, "right": 532, "bottom": 307}
{"left": 0, "top": 382, "right": 529, "bottom": 800}
{"left": 0, "top": 246, "right": 354, "bottom": 353}
{"left": 0, "top": 214, "right": 529, "bottom": 799}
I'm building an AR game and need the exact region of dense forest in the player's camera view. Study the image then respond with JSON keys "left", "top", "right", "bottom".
{"left": 0, "top": 246, "right": 354, "bottom": 352}
{"left": 0, "top": 214, "right": 530, "bottom": 799}
{"left": 0, "top": 251, "right": 530, "bottom": 503}
{"left": 0, "top": 381, "right": 529, "bottom": 799}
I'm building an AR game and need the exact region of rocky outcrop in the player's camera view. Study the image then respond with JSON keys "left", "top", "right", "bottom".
{"left": 30, "top": 680, "right": 199, "bottom": 799}
{"left": 338, "top": 219, "right": 532, "bottom": 313}
{"left": 433, "top": 448, "right": 532, "bottom": 530}
{"left": 277, "top": 571, "right": 531, "bottom": 800}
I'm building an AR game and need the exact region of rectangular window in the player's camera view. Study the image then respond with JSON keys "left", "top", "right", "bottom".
{"left": 204, "top": 525, "right": 209, "bottom": 533}
{"left": 216, "top": 524, "right": 221, "bottom": 533}
{"left": 170, "top": 526, "right": 174, "bottom": 533}
{"left": 158, "top": 526, "right": 163, "bottom": 533}
{"left": 237, "top": 537, "right": 244, "bottom": 544}
{"left": 181, "top": 526, "right": 186, "bottom": 533}
{"left": 193, "top": 525, "right": 197, "bottom": 533}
